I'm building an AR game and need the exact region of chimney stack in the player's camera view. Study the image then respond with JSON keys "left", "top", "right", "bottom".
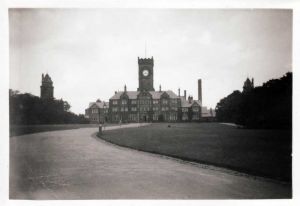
{"left": 159, "top": 84, "right": 162, "bottom": 92}
{"left": 178, "top": 88, "right": 181, "bottom": 97}
{"left": 124, "top": 84, "right": 127, "bottom": 92}
{"left": 188, "top": 95, "right": 193, "bottom": 104}
{"left": 198, "top": 79, "right": 202, "bottom": 102}
{"left": 184, "top": 90, "right": 187, "bottom": 100}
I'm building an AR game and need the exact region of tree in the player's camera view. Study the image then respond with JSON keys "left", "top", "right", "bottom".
{"left": 63, "top": 101, "right": 71, "bottom": 112}
{"left": 215, "top": 72, "right": 292, "bottom": 129}
{"left": 9, "top": 90, "right": 89, "bottom": 125}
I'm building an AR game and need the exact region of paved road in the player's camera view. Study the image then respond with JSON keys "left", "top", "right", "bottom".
{"left": 10, "top": 124, "right": 291, "bottom": 199}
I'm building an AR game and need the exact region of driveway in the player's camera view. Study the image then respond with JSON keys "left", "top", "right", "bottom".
{"left": 9, "top": 124, "right": 291, "bottom": 199}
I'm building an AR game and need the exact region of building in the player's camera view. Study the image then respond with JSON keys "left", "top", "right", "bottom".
{"left": 243, "top": 77, "right": 254, "bottom": 92}
{"left": 107, "top": 57, "right": 202, "bottom": 123}
{"left": 40, "top": 73, "right": 54, "bottom": 99}
{"left": 85, "top": 56, "right": 216, "bottom": 123}
{"left": 85, "top": 99, "right": 109, "bottom": 123}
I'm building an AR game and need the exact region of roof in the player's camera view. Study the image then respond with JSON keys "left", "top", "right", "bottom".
{"left": 180, "top": 97, "right": 192, "bottom": 107}
{"left": 88, "top": 101, "right": 109, "bottom": 109}
{"left": 110, "top": 91, "right": 139, "bottom": 100}
{"left": 193, "top": 100, "right": 202, "bottom": 107}
{"left": 110, "top": 90, "right": 180, "bottom": 100}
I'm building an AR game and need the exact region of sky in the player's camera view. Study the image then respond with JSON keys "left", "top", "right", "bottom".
{"left": 9, "top": 9, "right": 292, "bottom": 115}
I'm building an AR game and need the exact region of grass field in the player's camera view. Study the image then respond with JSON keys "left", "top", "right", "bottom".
{"left": 100, "top": 123, "right": 292, "bottom": 182}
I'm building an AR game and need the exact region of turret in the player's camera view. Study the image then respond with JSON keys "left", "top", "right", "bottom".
{"left": 40, "top": 73, "right": 54, "bottom": 100}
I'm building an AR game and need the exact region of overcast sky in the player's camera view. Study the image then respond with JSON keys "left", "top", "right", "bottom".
{"left": 9, "top": 9, "right": 292, "bottom": 114}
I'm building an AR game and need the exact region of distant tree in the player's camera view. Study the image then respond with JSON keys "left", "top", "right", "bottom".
{"left": 215, "top": 72, "right": 292, "bottom": 129}
{"left": 9, "top": 90, "right": 89, "bottom": 125}
{"left": 63, "top": 101, "right": 71, "bottom": 112}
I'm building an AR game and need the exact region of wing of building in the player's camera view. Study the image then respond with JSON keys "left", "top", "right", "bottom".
{"left": 85, "top": 99, "right": 109, "bottom": 123}
{"left": 85, "top": 56, "right": 215, "bottom": 123}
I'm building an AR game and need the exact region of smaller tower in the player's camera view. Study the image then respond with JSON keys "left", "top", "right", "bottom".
{"left": 243, "top": 77, "right": 254, "bottom": 92}
{"left": 40, "top": 73, "right": 54, "bottom": 100}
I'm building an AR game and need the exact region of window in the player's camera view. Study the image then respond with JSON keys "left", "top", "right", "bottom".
{"left": 171, "top": 99, "right": 178, "bottom": 104}
{"left": 162, "top": 99, "right": 168, "bottom": 105}
{"left": 182, "top": 113, "right": 188, "bottom": 120}
{"left": 129, "top": 114, "right": 137, "bottom": 121}
{"left": 131, "top": 107, "right": 137, "bottom": 111}
{"left": 162, "top": 107, "right": 169, "bottom": 111}
{"left": 112, "top": 100, "right": 118, "bottom": 105}
{"left": 182, "top": 108, "right": 188, "bottom": 112}
{"left": 121, "top": 99, "right": 127, "bottom": 105}
{"left": 131, "top": 100, "right": 137, "bottom": 104}
{"left": 92, "top": 108, "right": 98, "bottom": 114}
{"left": 112, "top": 107, "right": 118, "bottom": 112}
{"left": 153, "top": 100, "right": 159, "bottom": 104}
{"left": 192, "top": 114, "right": 199, "bottom": 120}
{"left": 170, "top": 113, "right": 177, "bottom": 121}
{"left": 193, "top": 107, "right": 199, "bottom": 112}
{"left": 113, "top": 115, "right": 119, "bottom": 121}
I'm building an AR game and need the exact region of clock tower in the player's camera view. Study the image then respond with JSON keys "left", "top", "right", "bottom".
{"left": 138, "top": 56, "right": 154, "bottom": 91}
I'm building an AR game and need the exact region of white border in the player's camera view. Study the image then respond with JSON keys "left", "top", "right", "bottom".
{"left": 1, "top": 1, "right": 299, "bottom": 206}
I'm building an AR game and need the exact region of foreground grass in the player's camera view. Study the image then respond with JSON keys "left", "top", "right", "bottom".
{"left": 100, "top": 123, "right": 292, "bottom": 182}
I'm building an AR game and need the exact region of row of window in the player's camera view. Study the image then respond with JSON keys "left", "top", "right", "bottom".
{"left": 91, "top": 108, "right": 109, "bottom": 114}
{"left": 101, "top": 113, "right": 198, "bottom": 122}
{"left": 112, "top": 99, "right": 178, "bottom": 105}
{"left": 111, "top": 106, "right": 199, "bottom": 112}
{"left": 111, "top": 113, "right": 178, "bottom": 122}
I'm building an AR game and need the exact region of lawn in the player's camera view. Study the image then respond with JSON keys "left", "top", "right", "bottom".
{"left": 100, "top": 123, "right": 292, "bottom": 182}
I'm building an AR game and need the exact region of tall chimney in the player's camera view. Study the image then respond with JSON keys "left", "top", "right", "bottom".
{"left": 184, "top": 90, "right": 187, "bottom": 100}
{"left": 198, "top": 79, "right": 202, "bottom": 102}
{"left": 178, "top": 88, "right": 180, "bottom": 97}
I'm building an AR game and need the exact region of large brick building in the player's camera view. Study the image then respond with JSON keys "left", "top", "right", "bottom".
{"left": 85, "top": 99, "right": 109, "bottom": 124}
{"left": 85, "top": 56, "right": 213, "bottom": 123}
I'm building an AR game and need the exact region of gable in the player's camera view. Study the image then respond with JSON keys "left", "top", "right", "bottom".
{"left": 192, "top": 101, "right": 201, "bottom": 107}
{"left": 120, "top": 92, "right": 129, "bottom": 99}
{"left": 137, "top": 91, "right": 152, "bottom": 99}
{"left": 160, "top": 92, "right": 170, "bottom": 99}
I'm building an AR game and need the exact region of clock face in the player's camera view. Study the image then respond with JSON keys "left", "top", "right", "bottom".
{"left": 142, "top": 70, "right": 149, "bottom": 77}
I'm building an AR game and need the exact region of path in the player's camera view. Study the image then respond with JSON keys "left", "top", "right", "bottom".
{"left": 9, "top": 124, "right": 291, "bottom": 199}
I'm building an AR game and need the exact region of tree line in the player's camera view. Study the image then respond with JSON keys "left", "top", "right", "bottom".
{"left": 215, "top": 72, "right": 292, "bottom": 129}
{"left": 9, "top": 90, "right": 89, "bottom": 125}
